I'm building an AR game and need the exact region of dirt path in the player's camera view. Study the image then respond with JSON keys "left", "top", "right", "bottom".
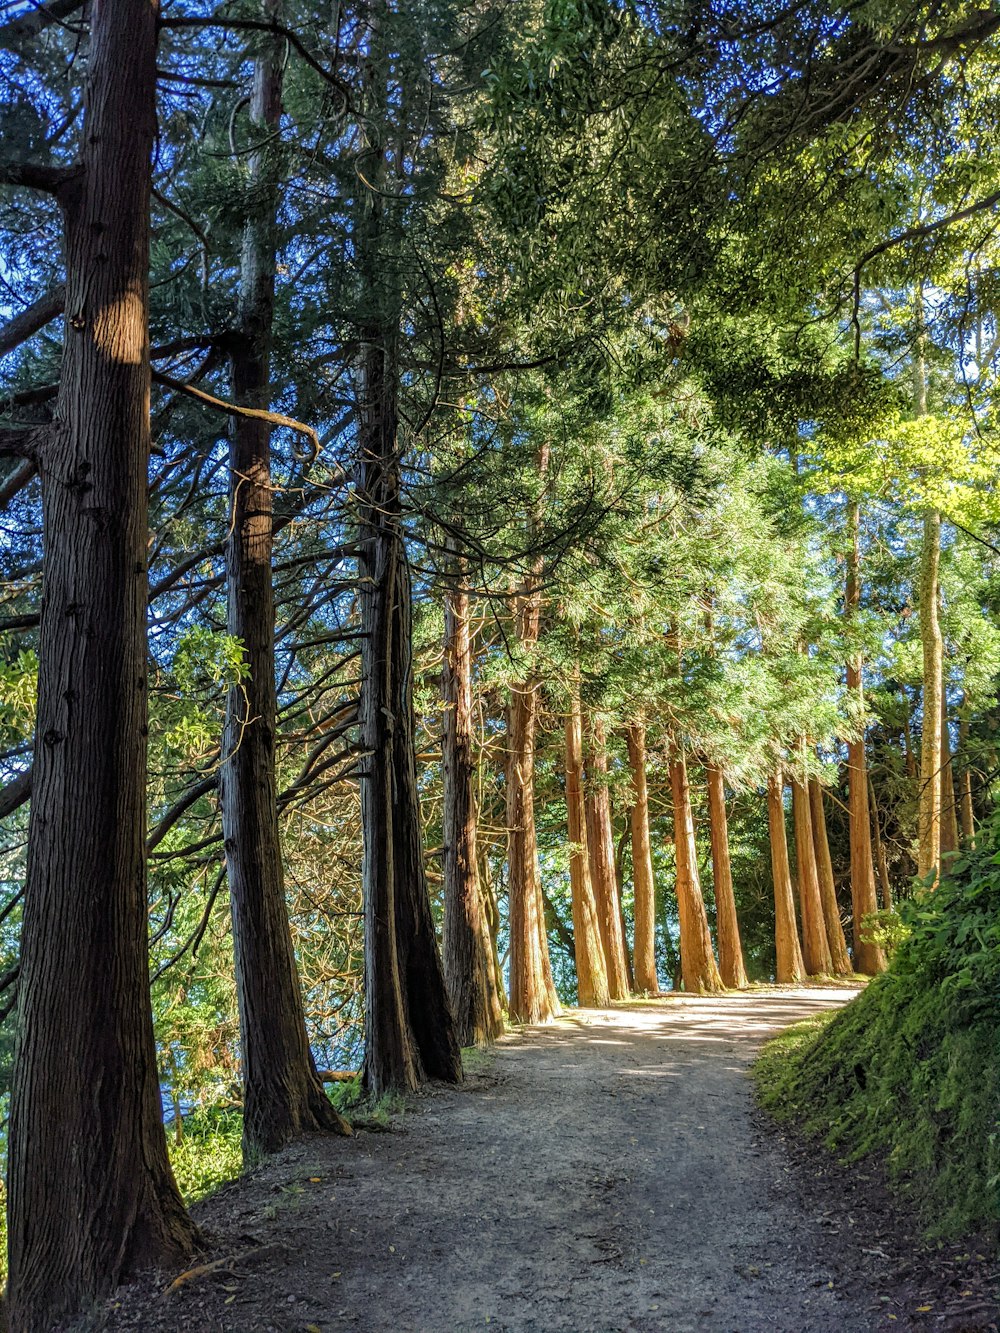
{"left": 105, "top": 986, "right": 892, "bottom": 1333}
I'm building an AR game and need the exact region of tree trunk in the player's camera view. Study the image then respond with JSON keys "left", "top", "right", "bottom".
{"left": 791, "top": 776, "right": 833, "bottom": 976}
{"left": 669, "top": 749, "right": 723, "bottom": 993}
{"left": 917, "top": 508, "right": 943, "bottom": 882}
{"left": 442, "top": 560, "right": 503, "bottom": 1046}
{"left": 808, "top": 779, "right": 852, "bottom": 974}
{"left": 564, "top": 684, "right": 610, "bottom": 1007}
{"left": 356, "top": 8, "right": 460, "bottom": 1093}
{"left": 766, "top": 773, "right": 805, "bottom": 983}
{"left": 222, "top": 0, "right": 349, "bottom": 1160}
{"left": 505, "top": 447, "right": 559, "bottom": 1024}
{"left": 705, "top": 762, "right": 748, "bottom": 989}
{"left": 584, "top": 714, "right": 630, "bottom": 999}
{"left": 7, "top": 3, "right": 199, "bottom": 1324}
{"left": 958, "top": 715, "right": 976, "bottom": 847}
{"left": 867, "top": 776, "right": 893, "bottom": 912}
{"left": 626, "top": 724, "right": 660, "bottom": 995}
{"left": 939, "top": 683, "right": 960, "bottom": 859}
{"left": 845, "top": 500, "right": 886, "bottom": 975}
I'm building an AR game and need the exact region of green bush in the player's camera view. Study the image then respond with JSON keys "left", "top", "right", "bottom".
{"left": 755, "top": 833, "right": 1000, "bottom": 1238}
{"left": 168, "top": 1106, "right": 244, "bottom": 1204}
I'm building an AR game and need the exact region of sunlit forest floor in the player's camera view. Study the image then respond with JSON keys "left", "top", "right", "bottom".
{"left": 94, "top": 988, "right": 996, "bottom": 1333}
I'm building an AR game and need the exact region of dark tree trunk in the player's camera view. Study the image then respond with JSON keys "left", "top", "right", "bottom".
{"left": 845, "top": 501, "right": 886, "bottom": 975}
{"left": 584, "top": 714, "right": 630, "bottom": 999}
{"left": 791, "top": 776, "right": 833, "bottom": 976}
{"left": 626, "top": 724, "right": 659, "bottom": 995}
{"left": 565, "top": 681, "right": 610, "bottom": 1007}
{"left": 442, "top": 559, "right": 504, "bottom": 1046}
{"left": 808, "top": 778, "right": 852, "bottom": 974}
{"left": 939, "top": 684, "right": 960, "bottom": 859}
{"left": 705, "top": 762, "right": 748, "bottom": 989}
{"left": 222, "top": 0, "right": 349, "bottom": 1160}
{"left": 7, "top": 3, "right": 199, "bottom": 1324}
{"left": 669, "top": 748, "right": 723, "bottom": 993}
{"left": 767, "top": 773, "right": 805, "bottom": 983}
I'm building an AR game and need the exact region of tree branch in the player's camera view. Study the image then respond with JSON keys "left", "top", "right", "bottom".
{"left": 0, "top": 768, "right": 32, "bottom": 820}
{"left": 0, "top": 286, "right": 65, "bottom": 359}
{"left": 152, "top": 368, "right": 322, "bottom": 463}
{"left": 0, "top": 0, "right": 85, "bottom": 50}
{"left": 0, "top": 161, "right": 79, "bottom": 195}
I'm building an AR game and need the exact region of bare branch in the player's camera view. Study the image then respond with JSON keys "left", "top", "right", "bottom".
{"left": 0, "top": 161, "right": 79, "bottom": 195}
{"left": 0, "top": 768, "right": 31, "bottom": 820}
{"left": 0, "top": 0, "right": 85, "bottom": 50}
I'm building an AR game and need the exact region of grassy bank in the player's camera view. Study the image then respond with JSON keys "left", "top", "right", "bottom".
{"left": 754, "top": 844, "right": 1000, "bottom": 1239}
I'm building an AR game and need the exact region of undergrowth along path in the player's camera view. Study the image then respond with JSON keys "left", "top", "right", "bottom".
{"left": 101, "top": 986, "right": 898, "bottom": 1333}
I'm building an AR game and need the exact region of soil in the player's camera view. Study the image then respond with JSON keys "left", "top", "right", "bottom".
{"left": 91, "top": 986, "right": 998, "bottom": 1333}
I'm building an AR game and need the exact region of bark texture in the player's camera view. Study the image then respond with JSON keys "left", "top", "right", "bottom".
{"left": 626, "top": 724, "right": 660, "bottom": 995}
{"left": 791, "top": 777, "right": 833, "bottom": 977}
{"left": 222, "top": 1, "right": 349, "bottom": 1159}
{"left": 868, "top": 777, "right": 893, "bottom": 912}
{"left": 584, "top": 714, "right": 630, "bottom": 999}
{"left": 767, "top": 773, "right": 805, "bottom": 983}
{"left": 958, "top": 715, "right": 976, "bottom": 847}
{"left": 845, "top": 500, "right": 886, "bottom": 975}
{"left": 808, "top": 778, "right": 852, "bottom": 975}
{"left": 442, "top": 564, "right": 504, "bottom": 1046}
{"left": 669, "top": 749, "right": 723, "bottom": 993}
{"left": 565, "top": 687, "right": 610, "bottom": 1007}
{"left": 939, "top": 685, "right": 960, "bottom": 859}
{"left": 7, "top": 4, "right": 199, "bottom": 1324}
{"left": 706, "top": 763, "right": 748, "bottom": 989}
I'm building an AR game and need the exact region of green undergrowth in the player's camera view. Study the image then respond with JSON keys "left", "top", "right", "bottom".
{"left": 754, "top": 840, "right": 1000, "bottom": 1239}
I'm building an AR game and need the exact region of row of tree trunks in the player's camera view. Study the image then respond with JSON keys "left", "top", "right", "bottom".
{"left": 7, "top": 2, "right": 201, "bottom": 1325}
{"left": 442, "top": 557, "right": 505, "bottom": 1045}
{"left": 222, "top": 0, "right": 349, "bottom": 1160}
{"left": 565, "top": 682, "right": 611, "bottom": 1006}
{"left": 670, "top": 748, "right": 724, "bottom": 993}
{"left": 706, "top": 762, "right": 748, "bottom": 989}
{"left": 584, "top": 715, "right": 631, "bottom": 1000}
{"left": 627, "top": 724, "right": 661, "bottom": 994}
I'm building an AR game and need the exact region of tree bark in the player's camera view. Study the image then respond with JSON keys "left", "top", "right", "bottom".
{"left": 706, "top": 762, "right": 748, "bottom": 989}
{"left": 442, "top": 559, "right": 504, "bottom": 1046}
{"left": 7, "top": 3, "right": 199, "bottom": 1325}
{"left": 626, "top": 724, "right": 660, "bottom": 995}
{"left": 584, "top": 714, "right": 630, "bottom": 999}
{"left": 766, "top": 773, "right": 805, "bottom": 983}
{"left": 222, "top": 0, "right": 349, "bottom": 1160}
{"left": 958, "top": 714, "right": 976, "bottom": 847}
{"left": 791, "top": 776, "right": 833, "bottom": 976}
{"left": 845, "top": 500, "right": 886, "bottom": 974}
{"left": 917, "top": 508, "right": 943, "bottom": 882}
{"left": 808, "top": 778, "right": 852, "bottom": 974}
{"left": 564, "top": 684, "right": 610, "bottom": 1007}
{"left": 669, "top": 749, "right": 723, "bottom": 993}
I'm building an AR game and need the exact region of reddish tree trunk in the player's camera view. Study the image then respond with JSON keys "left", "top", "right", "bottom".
{"left": 939, "top": 685, "right": 960, "bottom": 859}
{"left": 565, "top": 685, "right": 610, "bottom": 1007}
{"left": 868, "top": 776, "right": 893, "bottom": 912}
{"left": 958, "top": 715, "right": 976, "bottom": 847}
{"left": 706, "top": 763, "right": 748, "bottom": 989}
{"left": 7, "top": 4, "right": 199, "bottom": 1324}
{"left": 669, "top": 749, "right": 723, "bottom": 993}
{"left": 626, "top": 724, "right": 660, "bottom": 995}
{"left": 845, "top": 501, "right": 886, "bottom": 975}
{"left": 222, "top": 1, "right": 349, "bottom": 1159}
{"left": 442, "top": 562, "right": 504, "bottom": 1046}
{"left": 584, "top": 715, "right": 630, "bottom": 999}
{"left": 767, "top": 773, "right": 805, "bottom": 983}
{"left": 791, "top": 777, "right": 833, "bottom": 976}
{"left": 808, "top": 779, "right": 852, "bottom": 974}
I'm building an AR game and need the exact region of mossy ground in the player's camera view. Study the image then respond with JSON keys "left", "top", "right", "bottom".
{"left": 754, "top": 922, "right": 1000, "bottom": 1239}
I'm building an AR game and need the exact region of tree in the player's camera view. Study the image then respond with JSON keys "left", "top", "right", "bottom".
{"left": 564, "top": 677, "right": 610, "bottom": 1007}
{"left": 767, "top": 773, "right": 806, "bottom": 984}
{"left": 221, "top": 0, "right": 350, "bottom": 1160}
{"left": 3, "top": 2, "right": 199, "bottom": 1324}
{"left": 626, "top": 723, "right": 660, "bottom": 995}
{"left": 706, "top": 763, "right": 748, "bottom": 989}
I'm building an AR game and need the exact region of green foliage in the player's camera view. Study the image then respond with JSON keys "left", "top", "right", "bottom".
{"left": 755, "top": 832, "right": 1000, "bottom": 1237}
{"left": 168, "top": 1108, "right": 244, "bottom": 1204}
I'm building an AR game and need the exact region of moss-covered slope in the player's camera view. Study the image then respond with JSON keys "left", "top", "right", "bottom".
{"left": 754, "top": 843, "right": 1000, "bottom": 1238}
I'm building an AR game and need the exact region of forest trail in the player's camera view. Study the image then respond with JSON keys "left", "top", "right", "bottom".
{"left": 106, "top": 986, "right": 891, "bottom": 1333}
